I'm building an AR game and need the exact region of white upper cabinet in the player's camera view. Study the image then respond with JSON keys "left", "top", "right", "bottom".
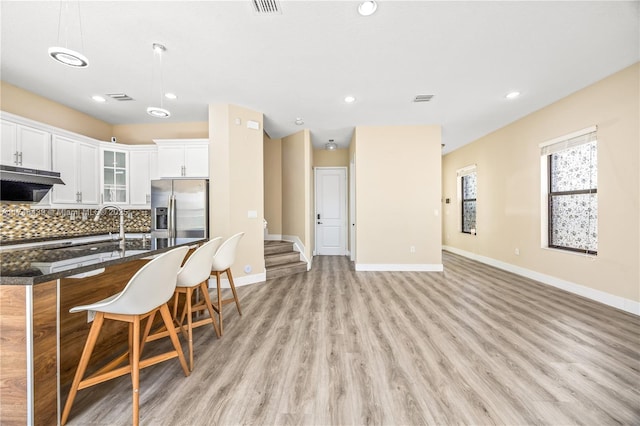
{"left": 101, "top": 146, "right": 128, "bottom": 205}
{"left": 154, "top": 139, "right": 208, "bottom": 178}
{"left": 51, "top": 135, "right": 99, "bottom": 205}
{"left": 1, "top": 119, "right": 51, "bottom": 170}
{"left": 128, "top": 146, "right": 158, "bottom": 207}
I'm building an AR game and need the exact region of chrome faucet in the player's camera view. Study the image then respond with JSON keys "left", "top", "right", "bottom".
{"left": 94, "top": 205, "right": 126, "bottom": 242}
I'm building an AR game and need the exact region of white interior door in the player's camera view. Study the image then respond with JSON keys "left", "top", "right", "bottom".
{"left": 315, "top": 167, "right": 347, "bottom": 255}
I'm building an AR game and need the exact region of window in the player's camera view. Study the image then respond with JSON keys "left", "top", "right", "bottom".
{"left": 458, "top": 165, "right": 477, "bottom": 234}
{"left": 541, "top": 128, "right": 597, "bottom": 254}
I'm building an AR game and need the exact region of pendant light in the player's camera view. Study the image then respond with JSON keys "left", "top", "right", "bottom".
{"left": 48, "top": 1, "right": 89, "bottom": 68}
{"left": 147, "top": 43, "right": 171, "bottom": 118}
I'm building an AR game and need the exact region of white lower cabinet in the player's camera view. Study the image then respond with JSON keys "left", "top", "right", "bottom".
{"left": 51, "top": 135, "right": 99, "bottom": 205}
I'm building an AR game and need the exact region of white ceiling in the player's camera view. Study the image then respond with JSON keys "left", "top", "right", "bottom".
{"left": 1, "top": 1, "right": 638, "bottom": 153}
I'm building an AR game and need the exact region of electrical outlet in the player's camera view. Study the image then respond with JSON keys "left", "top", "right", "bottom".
{"left": 515, "top": 248, "right": 520, "bottom": 256}
{"left": 410, "top": 246, "right": 416, "bottom": 253}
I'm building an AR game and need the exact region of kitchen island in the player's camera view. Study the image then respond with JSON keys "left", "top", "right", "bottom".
{"left": 0, "top": 236, "right": 206, "bottom": 425}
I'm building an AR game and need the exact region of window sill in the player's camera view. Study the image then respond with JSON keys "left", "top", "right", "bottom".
{"left": 541, "top": 246, "right": 597, "bottom": 258}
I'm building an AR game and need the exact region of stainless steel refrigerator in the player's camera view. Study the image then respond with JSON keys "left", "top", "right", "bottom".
{"left": 151, "top": 179, "right": 209, "bottom": 238}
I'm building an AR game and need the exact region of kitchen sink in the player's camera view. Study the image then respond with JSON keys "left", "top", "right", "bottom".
{"left": 44, "top": 240, "right": 118, "bottom": 251}
{"left": 43, "top": 238, "right": 150, "bottom": 252}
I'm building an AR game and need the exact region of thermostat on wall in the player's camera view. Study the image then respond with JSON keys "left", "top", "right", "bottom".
{"left": 247, "top": 120, "right": 260, "bottom": 130}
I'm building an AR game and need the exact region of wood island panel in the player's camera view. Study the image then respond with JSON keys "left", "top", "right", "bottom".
{"left": 32, "top": 280, "right": 58, "bottom": 426}
{"left": 0, "top": 285, "right": 27, "bottom": 425}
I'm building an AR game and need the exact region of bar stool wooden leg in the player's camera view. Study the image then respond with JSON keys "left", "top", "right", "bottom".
{"left": 159, "top": 303, "right": 190, "bottom": 376}
{"left": 226, "top": 268, "right": 242, "bottom": 315}
{"left": 186, "top": 287, "right": 194, "bottom": 371}
{"left": 139, "top": 311, "right": 156, "bottom": 356}
{"left": 199, "top": 281, "right": 221, "bottom": 338}
{"left": 61, "top": 312, "right": 105, "bottom": 425}
{"left": 215, "top": 271, "right": 223, "bottom": 335}
{"left": 132, "top": 315, "right": 141, "bottom": 426}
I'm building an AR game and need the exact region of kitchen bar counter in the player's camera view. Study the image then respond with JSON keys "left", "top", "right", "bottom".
{"left": 0, "top": 236, "right": 206, "bottom": 285}
{"left": 0, "top": 236, "right": 206, "bottom": 424}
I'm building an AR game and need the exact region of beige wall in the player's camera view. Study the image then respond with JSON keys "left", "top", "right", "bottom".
{"left": 313, "top": 148, "right": 349, "bottom": 167}
{"left": 1, "top": 81, "right": 112, "bottom": 141}
{"left": 113, "top": 122, "right": 208, "bottom": 145}
{"left": 282, "top": 130, "right": 313, "bottom": 260}
{"left": 263, "top": 134, "right": 282, "bottom": 235}
{"left": 209, "top": 104, "right": 265, "bottom": 279}
{"left": 355, "top": 125, "right": 442, "bottom": 266}
{"left": 442, "top": 63, "right": 639, "bottom": 303}
{"left": 1, "top": 81, "right": 206, "bottom": 146}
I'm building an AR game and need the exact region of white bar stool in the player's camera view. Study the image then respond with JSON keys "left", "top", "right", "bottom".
{"left": 172, "top": 237, "right": 223, "bottom": 371}
{"left": 61, "top": 246, "right": 190, "bottom": 426}
{"left": 210, "top": 232, "right": 244, "bottom": 335}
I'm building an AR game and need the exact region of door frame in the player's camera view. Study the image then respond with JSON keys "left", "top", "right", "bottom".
{"left": 314, "top": 166, "right": 348, "bottom": 256}
{"left": 349, "top": 156, "right": 356, "bottom": 261}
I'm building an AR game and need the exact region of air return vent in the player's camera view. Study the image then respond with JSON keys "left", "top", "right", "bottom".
{"left": 252, "top": 0, "right": 281, "bottom": 14}
{"left": 106, "top": 93, "right": 134, "bottom": 101}
{"left": 413, "top": 94, "right": 434, "bottom": 103}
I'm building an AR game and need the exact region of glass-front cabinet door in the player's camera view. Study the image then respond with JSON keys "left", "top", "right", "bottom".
{"left": 102, "top": 149, "right": 128, "bottom": 204}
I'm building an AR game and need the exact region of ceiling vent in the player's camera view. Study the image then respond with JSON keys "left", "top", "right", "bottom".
{"left": 252, "top": 0, "right": 281, "bottom": 14}
{"left": 413, "top": 94, "right": 434, "bottom": 103}
{"left": 106, "top": 93, "right": 134, "bottom": 101}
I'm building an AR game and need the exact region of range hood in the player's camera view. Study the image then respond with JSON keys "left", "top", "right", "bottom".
{"left": 0, "top": 165, "right": 65, "bottom": 203}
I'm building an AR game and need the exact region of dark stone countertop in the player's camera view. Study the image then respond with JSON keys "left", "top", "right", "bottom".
{"left": 0, "top": 237, "right": 206, "bottom": 286}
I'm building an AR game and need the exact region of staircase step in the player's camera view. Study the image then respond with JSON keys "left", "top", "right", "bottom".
{"left": 264, "top": 240, "right": 294, "bottom": 255}
{"left": 266, "top": 261, "right": 308, "bottom": 280}
{"left": 265, "top": 251, "right": 301, "bottom": 267}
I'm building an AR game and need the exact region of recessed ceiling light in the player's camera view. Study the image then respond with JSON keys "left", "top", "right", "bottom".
{"left": 295, "top": 117, "right": 304, "bottom": 125}
{"left": 505, "top": 91, "right": 521, "bottom": 99}
{"left": 146, "top": 106, "right": 171, "bottom": 118}
{"left": 358, "top": 1, "right": 377, "bottom": 16}
{"left": 48, "top": 46, "right": 89, "bottom": 68}
{"left": 344, "top": 95, "right": 356, "bottom": 103}
{"left": 91, "top": 95, "right": 106, "bottom": 103}
{"left": 164, "top": 92, "right": 177, "bottom": 100}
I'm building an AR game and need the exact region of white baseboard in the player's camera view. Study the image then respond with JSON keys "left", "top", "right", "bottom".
{"left": 264, "top": 234, "right": 283, "bottom": 241}
{"left": 355, "top": 263, "right": 444, "bottom": 272}
{"left": 443, "top": 245, "right": 640, "bottom": 316}
{"left": 208, "top": 271, "right": 266, "bottom": 289}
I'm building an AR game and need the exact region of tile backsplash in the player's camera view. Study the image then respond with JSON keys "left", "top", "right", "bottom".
{"left": 0, "top": 204, "right": 151, "bottom": 242}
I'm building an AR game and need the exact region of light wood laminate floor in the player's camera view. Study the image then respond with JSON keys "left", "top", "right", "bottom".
{"left": 66, "top": 252, "right": 640, "bottom": 425}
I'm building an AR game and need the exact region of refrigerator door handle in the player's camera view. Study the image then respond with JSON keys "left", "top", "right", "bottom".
{"left": 168, "top": 195, "right": 175, "bottom": 238}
